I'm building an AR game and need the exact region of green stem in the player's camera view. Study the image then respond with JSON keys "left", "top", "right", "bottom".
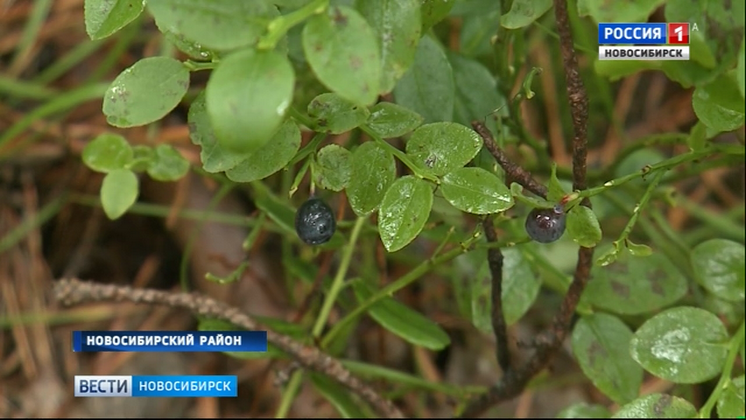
{"left": 290, "top": 132, "right": 325, "bottom": 165}
{"left": 312, "top": 216, "right": 366, "bottom": 337}
{"left": 257, "top": 0, "right": 329, "bottom": 50}
{"left": 360, "top": 125, "right": 440, "bottom": 184}
{"left": 0, "top": 74, "right": 58, "bottom": 100}
{"left": 275, "top": 216, "right": 365, "bottom": 418}
{"left": 184, "top": 60, "right": 217, "bottom": 72}
{"left": 275, "top": 371, "right": 305, "bottom": 418}
{"left": 612, "top": 170, "right": 665, "bottom": 249}
{"left": 289, "top": 106, "right": 317, "bottom": 130}
{"left": 698, "top": 321, "right": 746, "bottom": 418}
{"left": 321, "top": 232, "right": 485, "bottom": 348}
{"left": 0, "top": 194, "right": 67, "bottom": 254}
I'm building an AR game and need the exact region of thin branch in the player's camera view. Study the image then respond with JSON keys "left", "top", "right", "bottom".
{"left": 471, "top": 121, "right": 548, "bottom": 199}
{"left": 52, "top": 278, "right": 404, "bottom": 419}
{"left": 481, "top": 218, "right": 510, "bottom": 373}
{"left": 460, "top": 0, "right": 593, "bottom": 416}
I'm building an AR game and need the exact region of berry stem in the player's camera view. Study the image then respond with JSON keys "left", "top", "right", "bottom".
{"left": 256, "top": 0, "right": 329, "bottom": 51}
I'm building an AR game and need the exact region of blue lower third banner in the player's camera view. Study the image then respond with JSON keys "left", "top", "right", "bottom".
{"left": 74, "top": 375, "right": 237, "bottom": 397}
{"left": 72, "top": 331, "right": 267, "bottom": 352}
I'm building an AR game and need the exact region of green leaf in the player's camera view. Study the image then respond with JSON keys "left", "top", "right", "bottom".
{"left": 365, "top": 102, "right": 424, "bottom": 138}
{"left": 101, "top": 169, "right": 138, "bottom": 220}
{"left": 128, "top": 145, "right": 154, "bottom": 172}
{"left": 557, "top": 403, "right": 612, "bottom": 418}
{"left": 147, "top": 0, "right": 279, "bottom": 51}
{"left": 302, "top": 6, "right": 381, "bottom": 106}
{"left": 510, "top": 182, "right": 555, "bottom": 209}
{"left": 614, "top": 148, "right": 667, "bottom": 189}
{"left": 626, "top": 239, "right": 653, "bottom": 257}
{"left": 691, "top": 238, "right": 745, "bottom": 302}
{"left": 310, "top": 373, "right": 368, "bottom": 418}
{"left": 352, "top": 279, "right": 450, "bottom": 350}
{"left": 612, "top": 394, "right": 697, "bottom": 418}
{"left": 440, "top": 167, "right": 513, "bottom": 215}
{"left": 449, "top": 52, "right": 505, "bottom": 126}
{"left": 420, "top": 0, "right": 454, "bottom": 33}
{"left": 471, "top": 247, "right": 542, "bottom": 331}
{"left": 83, "top": 133, "right": 134, "bottom": 173}
{"left": 547, "top": 162, "right": 566, "bottom": 203}
{"left": 378, "top": 176, "right": 433, "bottom": 252}
{"left": 146, "top": 144, "right": 189, "bottom": 181}
{"left": 405, "top": 122, "right": 482, "bottom": 176}
{"left": 458, "top": 5, "right": 502, "bottom": 57}
{"left": 393, "top": 35, "right": 454, "bottom": 123}
{"left": 738, "top": 40, "right": 745, "bottom": 98}
{"left": 103, "top": 57, "right": 189, "bottom": 128}
{"left": 84, "top": 0, "right": 144, "bottom": 40}
{"left": 313, "top": 144, "right": 352, "bottom": 192}
{"left": 162, "top": 30, "right": 217, "bottom": 61}
{"left": 187, "top": 91, "right": 247, "bottom": 173}
{"left": 356, "top": 0, "right": 421, "bottom": 94}
{"left": 566, "top": 205, "right": 602, "bottom": 248}
{"left": 577, "top": 0, "right": 665, "bottom": 23}
{"left": 692, "top": 72, "right": 746, "bottom": 132}
{"left": 629, "top": 306, "right": 729, "bottom": 384}
{"left": 686, "top": 121, "right": 708, "bottom": 151}
{"left": 307, "top": 93, "right": 370, "bottom": 134}
{"left": 206, "top": 49, "right": 295, "bottom": 153}
{"left": 225, "top": 120, "right": 301, "bottom": 183}
{"left": 584, "top": 253, "right": 687, "bottom": 315}
{"left": 571, "top": 313, "right": 642, "bottom": 404}
{"left": 500, "top": 0, "right": 552, "bottom": 29}
{"left": 197, "top": 318, "right": 292, "bottom": 360}
{"left": 346, "top": 142, "right": 397, "bottom": 216}
{"left": 717, "top": 375, "right": 745, "bottom": 418}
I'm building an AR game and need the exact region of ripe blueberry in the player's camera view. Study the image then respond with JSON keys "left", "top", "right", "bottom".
{"left": 525, "top": 205, "right": 566, "bottom": 243}
{"left": 295, "top": 197, "right": 336, "bottom": 245}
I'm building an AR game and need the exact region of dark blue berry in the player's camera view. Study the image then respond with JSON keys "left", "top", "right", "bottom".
{"left": 525, "top": 205, "right": 566, "bottom": 243}
{"left": 295, "top": 197, "right": 336, "bottom": 245}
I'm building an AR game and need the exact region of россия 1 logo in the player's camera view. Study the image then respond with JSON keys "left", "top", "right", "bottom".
{"left": 598, "top": 22, "right": 696, "bottom": 61}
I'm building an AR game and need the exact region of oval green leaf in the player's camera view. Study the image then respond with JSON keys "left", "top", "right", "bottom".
{"left": 584, "top": 253, "right": 687, "bottom": 315}
{"left": 378, "top": 176, "right": 433, "bottom": 252}
{"left": 393, "top": 35, "right": 454, "bottom": 123}
{"left": 365, "top": 102, "right": 424, "bottom": 138}
{"left": 566, "top": 205, "right": 602, "bottom": 248}
{"left": 692, "top": 72, "right": 746, "bottom": 132}
{"left": 501, "top": 0, "right": 552, "bottom": 29}
{"left": 206, "top": 49, "right": 295, "bottom": 153}
{"left": 629, "top": 306, "right": 729, "bottom": 384}
{"left": 346, "top": 142, "right": 396, "bottom": 216}
{"left": 103, "top": 56, "right": 189, "bottom": 128}
{"left": 691, "top": 238, "right": 745, "bottom": 302}
{"left": 307, "top": 93, "right": 370, "bottom": 134}
{"left": 356, "top": 0, "right": 421, "bottom": 94}
{"left": 420, "top": 0, "right": 454, "bottom": 34}
{"left": 83, "top": 133, "right": 134, "bottom": 173}
{"left": 147, "top": 0, "right": 279, "bottom": 51}
{"left": 558, "top": 403, "right": 612, "bottom": 418}
{"left": 163, "top": 30, "right": 217, "bottom": 61}
{"left": 352, "top": 280, "right": 450, "bottom": 350}
{"left": 85, "top": 0, "right": 144, "bottom": 40}
{"left": 302, "top": 6, "right": 381, "bottom": 106}
{"left": 147, "top": 144, "right": 190, "bottom": 181}
{"left": 187, "top": 91, "right": 247, "bottom": 173}
{"left": 612, "top": 394, "right": 696, "bottom": 418}
{"left": 577, "top": 0, "right": 665, "bottom": 23}
{"left": 571, "top": 313, "right": 643, "bottom": 404}
{"left": 440, "top": 167, "right": 513, "bottom": 215}
{"left": 101, "top": 169, "right": 138, "bottom": 220}
{"left": 449, "top": 52, "right": 505, "bottom": 126}
{"left": 128, "top": 145, "right": 154, "bottom": 172}
{"left": 405, "top": 122, "right": 482, "bottom": 176}
{"left": 313, "top": 144, "right": 352, "bottom": 192}
{"left": 717, "top": 375, "right": 745, "bottom": 418}
{"left": 225, "top": 120, "right": 301, "bottom": 182}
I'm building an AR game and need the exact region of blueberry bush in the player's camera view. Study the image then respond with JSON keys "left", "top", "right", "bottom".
{"left": 74, "top": 0, "right": 744, "bottom": 417}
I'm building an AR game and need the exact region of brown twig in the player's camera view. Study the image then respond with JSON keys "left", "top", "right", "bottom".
{"left": 460, "top": 0, "right": 593, "bottom": 416}
{"left": 471, "top": 121, "right": 548, "bottom": 199}
{"left": 52, "top": 278, "right": 404, "bottom": 419}
{"left": 481, "top": 218, "right": 510, "bottom": 373}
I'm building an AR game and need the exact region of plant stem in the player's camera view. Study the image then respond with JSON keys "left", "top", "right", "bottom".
{"left": 698, "top": 321, "right": 746, "bottom": 418}
{"left": 257, "top": 0, "right": 329, "bottom": 50}
{"left": 184, "top": 60, "right": 217, "bottom": 72}
{"left": 321, "top": 232, "right": 486, "bottom": 348}
{"left": 275, "top": 370, "right": 304, "bottom": 418}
